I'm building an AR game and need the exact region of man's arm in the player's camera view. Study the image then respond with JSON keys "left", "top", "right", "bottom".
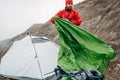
{"left": 50, "top": 11, "right": 62, "bottom": 24}
{"left": 70, "top": 11, "right": 82, "bottom": 26}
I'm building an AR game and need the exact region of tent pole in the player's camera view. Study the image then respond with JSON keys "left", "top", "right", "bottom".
{"left": 28, "top": 33, "right": 44, "bottom": 80}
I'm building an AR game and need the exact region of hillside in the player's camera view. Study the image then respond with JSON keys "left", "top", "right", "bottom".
{"left": 0, "top": 0, "right": 120, "bottom": 80}
{"left": 23, "top": 0, "right": 120, "bottom": 79}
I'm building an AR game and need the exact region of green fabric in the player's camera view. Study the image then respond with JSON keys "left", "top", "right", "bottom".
{"left": 60, "top": 75, "right": 76, "bottom": 80}
{"left": 54, "top": 17, "right": 115, "bottom": 74}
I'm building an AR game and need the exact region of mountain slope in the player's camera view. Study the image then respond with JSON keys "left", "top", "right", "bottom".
{"left": 25, "top": 0, "right": 120, "bottom": 79}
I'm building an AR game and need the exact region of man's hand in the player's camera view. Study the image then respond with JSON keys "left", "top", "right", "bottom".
{"left": 54, "top": 16, "right": 59, "bottom": 18}
{"left": 63, "top": 18, "right": 69, "bottom": 21}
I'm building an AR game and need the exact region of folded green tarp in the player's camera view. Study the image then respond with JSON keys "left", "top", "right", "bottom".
{"left": 54, "top": 17, "right": 115, "bottom": 74}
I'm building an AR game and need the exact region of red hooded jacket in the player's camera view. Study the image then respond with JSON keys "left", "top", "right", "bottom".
{"left": 50, "top": 9, "right": 82, "bottom": 26}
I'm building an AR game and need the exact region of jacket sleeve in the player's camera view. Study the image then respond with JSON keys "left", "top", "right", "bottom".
{"left": 70, "top": 11, "right": 82, "bottom": 26}
{"left": 50, "top": 11, "right": 62, "bottom": 24}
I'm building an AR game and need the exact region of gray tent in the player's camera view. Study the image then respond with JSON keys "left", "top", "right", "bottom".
{"left": 0, "top": 35, "right": 59, "bottom": 80}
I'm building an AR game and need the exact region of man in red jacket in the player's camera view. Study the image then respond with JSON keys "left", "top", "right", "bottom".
{"left": 50, "top": 0, "right": 82, "bottom": 26}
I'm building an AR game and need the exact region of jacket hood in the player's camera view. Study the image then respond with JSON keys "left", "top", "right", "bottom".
{"left": 65, "top": 0, "right": 73, "bottom": 5}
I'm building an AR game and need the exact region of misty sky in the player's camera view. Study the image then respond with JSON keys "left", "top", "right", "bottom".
{"left": 0, "top": 0, "right": 85, "bottom": 41}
